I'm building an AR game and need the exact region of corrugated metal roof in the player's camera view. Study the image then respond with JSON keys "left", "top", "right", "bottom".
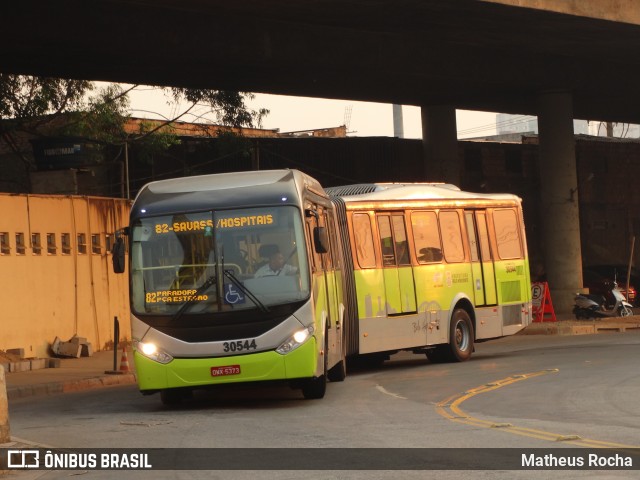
{"left": 325, "top": 184, "right": 381, "bottom": 196}
{"left": 327, "top": 182, "right": 520, "bottom": 203}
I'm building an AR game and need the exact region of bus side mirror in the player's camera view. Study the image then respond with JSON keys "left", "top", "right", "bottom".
{"left": 313, "top": 226, "right": 329, "bottom": 254}
{"left": 112, "top": 236, "right": 126, "bottom": 274}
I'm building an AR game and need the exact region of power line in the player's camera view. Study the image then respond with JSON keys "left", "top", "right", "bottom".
{"left": 256, "top": 146, "right": 359, "bottom": 184}
{"left": 457, "top": 115, "right": 533, "bottom": 136}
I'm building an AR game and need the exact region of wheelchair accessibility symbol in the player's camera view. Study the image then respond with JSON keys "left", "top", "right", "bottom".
{"left": 224, "top": 284, "right": 246, "bottom": 305}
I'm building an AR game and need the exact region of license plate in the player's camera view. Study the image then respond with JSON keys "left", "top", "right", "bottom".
{"left": 211, "top": 365, "right": 241, "bottom": 377}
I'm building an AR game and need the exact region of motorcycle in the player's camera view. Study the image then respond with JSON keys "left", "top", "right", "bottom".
{"left": 573, "top": 279, "right": 633, "bottom": 319}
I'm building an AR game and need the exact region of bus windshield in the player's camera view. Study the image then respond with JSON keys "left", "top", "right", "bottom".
{"left": 130, "top": 206, "right": 310, "bottom": 316}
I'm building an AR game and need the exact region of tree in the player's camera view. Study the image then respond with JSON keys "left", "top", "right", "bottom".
{"left": 0, "top": 76, "right": 90, "bottom": 121}
{"left": 0, "top": 74, "right": 268, "bottom": 192}
{"left": 168, "top": 87, "right": 268, "bottom": 129}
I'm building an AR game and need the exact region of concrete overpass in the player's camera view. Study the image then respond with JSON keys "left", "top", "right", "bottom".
{"left": 4, "top": 0, "right": 640, "bottom": 122}
{"left": 3, "top": 0, "right": 640, "bottom": 312}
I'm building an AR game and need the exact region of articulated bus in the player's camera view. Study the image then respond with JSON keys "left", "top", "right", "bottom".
{"left": 113, "top": 169, "right": 531, "bottom": 404}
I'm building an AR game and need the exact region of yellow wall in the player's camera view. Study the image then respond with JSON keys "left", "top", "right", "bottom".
{"left": 0, "top": 194, "right": 130, "bottom": 358}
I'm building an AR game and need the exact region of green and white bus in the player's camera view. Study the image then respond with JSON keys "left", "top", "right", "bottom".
{"left": 327, "top": 181, "right": 532, "bottom": 365}
{"left": 113, "top": 169, "right": 531, "bottom": 403}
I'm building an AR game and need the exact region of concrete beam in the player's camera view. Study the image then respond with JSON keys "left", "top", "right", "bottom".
{"left": 3, "top": 1, "right": 640, "bottom": 124}
{"left": 482, "top": 0, "right": 640, "bottom": 25}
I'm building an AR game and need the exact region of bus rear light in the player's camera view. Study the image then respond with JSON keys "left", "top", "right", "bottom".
{"left": 276, "top": 326, "right": 314, "bottom": 355}
{"left": 136, "top": 341, "right": 173, "bottom": 364}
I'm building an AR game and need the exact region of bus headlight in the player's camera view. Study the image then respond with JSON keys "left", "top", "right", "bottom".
{"left": 276, "top": 326, "right": 314, "bottom": 355}
{"left": 135, "top": 341, "right": 173, "bottom": 364}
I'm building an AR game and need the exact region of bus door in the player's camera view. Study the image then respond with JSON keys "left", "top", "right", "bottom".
{"left": 377, "top": 213, "right": 417, "bottom": 314}
{"left": 464, "top": 210, "right": 497, "bottom": 305}
{"left": 308, "top": 205, "right": 338, "bottom": 335}
{"left": 321, "top": 209, "right": 341, "bottom": 333}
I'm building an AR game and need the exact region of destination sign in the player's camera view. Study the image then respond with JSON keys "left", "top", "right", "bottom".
{"left": 145, "top": 290, "right": 209, "bottom": 304}
{"left": 153, "top": 214, "right": 274, "bottom": 235}
{"left": 216, "top": 214, "right": 273, "bottom": 229}
{"left": 155, "top": 220, "right": 212, "bottom": 234}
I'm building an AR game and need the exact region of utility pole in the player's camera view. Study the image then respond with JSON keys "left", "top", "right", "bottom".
{"left": 125, "top": 141, "right": 130, "bottom": 200}
{"left": 606, "top": 122, "right": 614, "bottom": 137}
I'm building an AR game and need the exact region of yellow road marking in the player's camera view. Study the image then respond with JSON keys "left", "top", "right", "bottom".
{"left": 436, "top": 369, "right": 640, "bottom": 449}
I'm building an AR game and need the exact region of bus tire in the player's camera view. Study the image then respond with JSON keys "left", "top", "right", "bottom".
{"left": 302, "top": 373, "right": 327, "bottom": 399}
{"left": 448, "top": 308, "right": 474, "bottom": 362}
{"left": 302, "top": 333, "right": 328, "bottom": 399}
{"left": 425, "top": 346, "right": 449, "bottom": 363}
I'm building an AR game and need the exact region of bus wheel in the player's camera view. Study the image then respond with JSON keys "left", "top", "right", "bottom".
{"left": 302, "top": 334, "right": 328, "bottom": 399}
{"left": 425, "top": 346, "right": 448, "bottom": 363}
{"left": 302, "top": 374, "right": 326, "bottom": 399}
{"left": 448, "top": 308, "right": 474, "bottom": 362}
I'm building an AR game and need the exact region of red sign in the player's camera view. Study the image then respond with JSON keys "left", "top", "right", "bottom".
{"left": 211, "top": 365, "right": 241, "bottom": 377}
{"left": 531, "top": 282, "right": 557, "bottom": 322}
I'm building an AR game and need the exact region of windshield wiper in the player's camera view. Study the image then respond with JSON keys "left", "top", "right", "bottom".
{"left": 223, "top": 269, "right": 270, "bottom": 313}
{"left": 171, "top": 275, "right": 216, "bottom": 322}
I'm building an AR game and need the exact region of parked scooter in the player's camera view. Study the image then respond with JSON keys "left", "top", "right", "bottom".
{"left": 573, "top": 279, "right": 633, "bottom": 319}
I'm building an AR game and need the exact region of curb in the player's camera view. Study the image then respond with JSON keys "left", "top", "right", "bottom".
{"left": 7, "top": 373, "right": 137, "bottom": 401}
{"left": 522, "top": 317, "right": 640, "bottom": 336}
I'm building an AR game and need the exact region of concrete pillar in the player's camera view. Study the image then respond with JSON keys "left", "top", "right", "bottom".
{"left": 537, "top": 91, "right": 583, "bottom": 315}
{"left": 421, "top": 105, "right": 459, "bottom": 184}
{"left": 0, "top": 366, "right": 9, "bottom": 443}
{"left": 393, "top": 104, "right": 404, "bottom": 138}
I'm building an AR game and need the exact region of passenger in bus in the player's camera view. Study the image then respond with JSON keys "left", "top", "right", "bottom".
{"left": 254, "top": 250, "right": 298, "bottom": 277}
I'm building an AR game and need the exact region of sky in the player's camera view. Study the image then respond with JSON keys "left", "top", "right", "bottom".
{"left": 122, "top": 85, "right": 499, "bottom": 140}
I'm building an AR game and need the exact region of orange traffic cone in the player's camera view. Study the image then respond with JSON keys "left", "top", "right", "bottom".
{"left": 119, "top": 346, "right": 130, "bottom": 373}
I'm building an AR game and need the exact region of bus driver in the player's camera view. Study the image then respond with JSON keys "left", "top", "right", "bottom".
{"left": 254, "top": 250, "right": 298, "bottom": 277}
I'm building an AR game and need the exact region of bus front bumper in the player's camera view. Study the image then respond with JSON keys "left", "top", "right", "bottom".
{"left": 134, "top": 337, "right": 317, "bottom": 392}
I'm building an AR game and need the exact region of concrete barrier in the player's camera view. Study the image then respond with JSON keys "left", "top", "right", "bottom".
{"left": 0, "top": 365, "right": 10, "bottom": 443}
{"left": 523, "top": 315, "right": 640, "bottom": 335}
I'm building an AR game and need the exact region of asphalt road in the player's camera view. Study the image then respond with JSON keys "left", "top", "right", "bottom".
{"left": 6, "top": 332, "right": 640, "bottom": 479}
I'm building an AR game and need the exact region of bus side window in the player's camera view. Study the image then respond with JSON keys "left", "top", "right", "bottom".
{"left": 391, "top": 215, "right": 410, "bottom": 265}
{"left": 377, "top": 215, "right": 396, "bottom": 267}
{"left": 320, "top": 212, "right": 333, "bottom": 270}
{"left": 492, "top": 208, "right": 523, "bottom": 259}
{"left": 326, "top": 211, "right": 340, "bottom": 269}
{"left": 475, "top": 211, "right": 493, "bottom": 261}
{"left": 439, "top": 210, "right": 465, "bottom": 263}
{"left": 305, "top": 221, "right": 319, "bottom": 272}
{"left": 352, "top": 213, "right": 376, "bottom": 268}
{"left": 411, "top": 211, "right": 443, "bottom": 263}
{"left": 464, "top": 212, "right": 479, "bottom": 262}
